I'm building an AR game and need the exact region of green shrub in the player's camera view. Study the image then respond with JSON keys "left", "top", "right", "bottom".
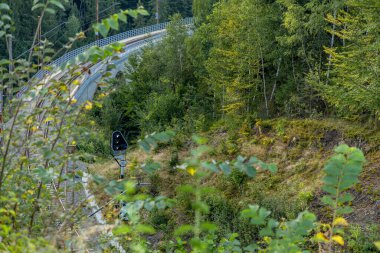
{"left": 347, "top": 224, "right": 380, "bottom": 253}
{"left": 77, "top": 131, "right": 110, "bottom": 158}
{"left": 148, "top": 209, "right": 170, "bottom": 232}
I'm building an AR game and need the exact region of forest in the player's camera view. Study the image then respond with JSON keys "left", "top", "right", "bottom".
{"left": 0, "top": 0, "right": 192, "bottom": 58}
{"left": 0, "top": 0, "right": 379, "bottom": 252}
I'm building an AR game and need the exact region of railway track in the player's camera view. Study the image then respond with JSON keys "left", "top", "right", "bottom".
{"left": 2, "top": 18, "right": 193, "bottom": 252}
{"left": 39, "top": 32, "right": 166, "bottom": 252}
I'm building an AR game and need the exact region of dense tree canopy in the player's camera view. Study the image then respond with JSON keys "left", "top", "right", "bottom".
{"left": 92, "top": 0, "right": 379, "bottom": 138}
{"left": 0, "top": 0, "right": 193, "bottom": 58}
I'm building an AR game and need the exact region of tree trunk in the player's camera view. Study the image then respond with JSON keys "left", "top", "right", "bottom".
{"left": 259, "top": 47, "right": 269, "bottom": 117}
{"left": 326, "top": 10, "right": 337, "bottom": 80}
{"left": 270, "top": 57, "right": 282, "bottom": 102}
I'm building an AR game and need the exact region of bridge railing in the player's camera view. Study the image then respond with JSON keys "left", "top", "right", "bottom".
{"left": 15, "top": 18, "right": 193, "bottom": 97}
{"left": 33, "top": 17, "right": 193, "bottom": 80}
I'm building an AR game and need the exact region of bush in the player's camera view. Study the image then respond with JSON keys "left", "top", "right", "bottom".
{"left": 137, "top": 92, "right": 185, "bottom": 133}
{"left": 347, "top": 224, "right": 380, "bottom": 252}
{"left": 204, "top": 193, "right": 260, "bottom": 246}
{"left": 77, "top": 130, "right": 110, "bottom": 158}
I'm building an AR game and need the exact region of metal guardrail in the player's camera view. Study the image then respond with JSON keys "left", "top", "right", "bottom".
{"left": 74, "top": 34, "right": 164, "bottom": 103}
{"left": 33, "top": 17, "right": 193, "bottom": 80}
{"left": 15, "top": 18, "right": 193, "bottom": 99}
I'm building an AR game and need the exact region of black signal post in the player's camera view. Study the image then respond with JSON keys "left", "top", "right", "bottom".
{"left": 111, "top": 131, "right": 128, "bottom": 179}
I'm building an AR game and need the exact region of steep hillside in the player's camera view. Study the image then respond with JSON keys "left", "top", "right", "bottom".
{"left": 89, "top": 118, "right": 380, "bottom": 251}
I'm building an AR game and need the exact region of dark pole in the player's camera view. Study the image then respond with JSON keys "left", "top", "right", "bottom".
{"left": 37, "top": 16, "right": 41, "bottom": 71}
{"left": 156, "top": 0, "right": 159, "bottom": 24}
{"left": 7, "top": 35, "right": 13, "bottom": 116}
{"left": 96, "top": 0, "right": 99, "bottom": 39}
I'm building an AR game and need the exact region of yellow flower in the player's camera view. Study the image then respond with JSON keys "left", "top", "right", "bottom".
{"left": 263, "top": 236, "right": 272, "bottom": 244}
{"left": 332, "top": 235, "right": 345, "bottom": 246}
{"left": 60, "top": 85, "right": 68, "bottom": 91}
{"left": 70, "top": 98, "right": 77, "bottom": 105}
{"left": 187, "top": 167, "right": 197, "bottom": 176}
{"left": 84, "top": 101, "right": 93, "bottom": 110}
{"left": 71, "top": 141, "right": 77, "bottom": 145}
{"left": 76, "top": 32, "right": 85, "bottom": 39}
{"left": 31, "top": 126, "right": 38, "bottom": 132}
{"left": 25, "top": 117, "right": 33, "bottom": 125}
{"left": 333, "top": 217, "right": 349, "bottom": 227}
{"left": 314, "top": 232, "right": 329, "bottom": 242}
{"left": 44, "top": 116, "right": 54, "bottom": 123}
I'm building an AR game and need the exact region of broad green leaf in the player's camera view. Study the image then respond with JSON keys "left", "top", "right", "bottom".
{"left": 49, "top": 0, "right": 65, "bottom": 10}
{"left": 334, "top": 144, "right": 350, "bottom": 153}
{"left": 337, "top": 192, "right": 353, "bottom": 204}
{"left": 201, "top": 161, "right": 218, "bottom": 172}
{"left": 192, "top": 135, "right": 208, "bottom": 145}
{"left": 135, "top": 224, "right": 155, "bottom": 234}
{"left": 0, "top": 3, "right": 10, "bottom": 11}
{"left": 191, "top": 145, "right": 212, "bottom": 157}
{"left": 127, "top": 10, "right": 138, "bottom": 19}
{"left": 267, "top": 164, "right": 278, "bottom": 173}
{"left": 155, "top": 200, "right": 167, "bottom": 209}
{"left": 244, "top": 244, "right": 259, "bottom": 252}
{"left": 321, "top": 195, "right": 335, "bottom": 207}
{"left": 95, "top": 23, "right": 109, "bottom": 38}
{"left": 219, "top": 162, "right": 231, "bottom": 175}
{"left": 118, "top": 12, "right": 127, "bottom": 23}
{"left": 32, "top": 3, "right": 45, "bottom": 11}
{"left": 137, "top": 7, "right": 149, "bottom": 16}
{"left": 174, "top": 224, "right": 193, "bottom": 236}
{"left": 192, "top": 200, "right": 209, "bottom": 214}
{"left": 144, "top": 201, "right": 155, "bottom": 211}
{"left": 138, "top": 140, "right": 150, "bottom": 152}
{"left": 1, "top": 15, "right": 11, "bottom": 21}
{"left": 322, "top": 185, "right": 337, "bottom": 195}
{"left": 200, "top": 222, "right": 217, "bottom": 232}
{"left": 113, "top": 225, "right": 131, "bottom": 235}
{"left": 144, "top": 136, "right": 157, "bottom": 148}
{"left": 45, "top": 8, "right": 56, "bottom": 14}
{"left": 109, "top": 15, "right": 119, "bottom": 30}
{"left": 142, "top": 162, "right": 160, "bottom": 174}
{"left": 323, "top": 175, "right": 339, "bottom": 185}
{"left": 241, "top": 205, "right": 270, "bottom": 225}
{"left": 245, "top": 165, "right": 256, "bottom": 177}
{"left": 259, "top": 218, "right": 278, "bottom": 237}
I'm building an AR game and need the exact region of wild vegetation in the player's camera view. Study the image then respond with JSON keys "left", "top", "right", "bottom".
{"left": 0, "top": 0, "right": 379, "bottom": 252}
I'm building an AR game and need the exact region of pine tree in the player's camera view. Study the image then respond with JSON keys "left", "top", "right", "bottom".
{"left": 64, "top": 12, "right": 81, "bottom": 41}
